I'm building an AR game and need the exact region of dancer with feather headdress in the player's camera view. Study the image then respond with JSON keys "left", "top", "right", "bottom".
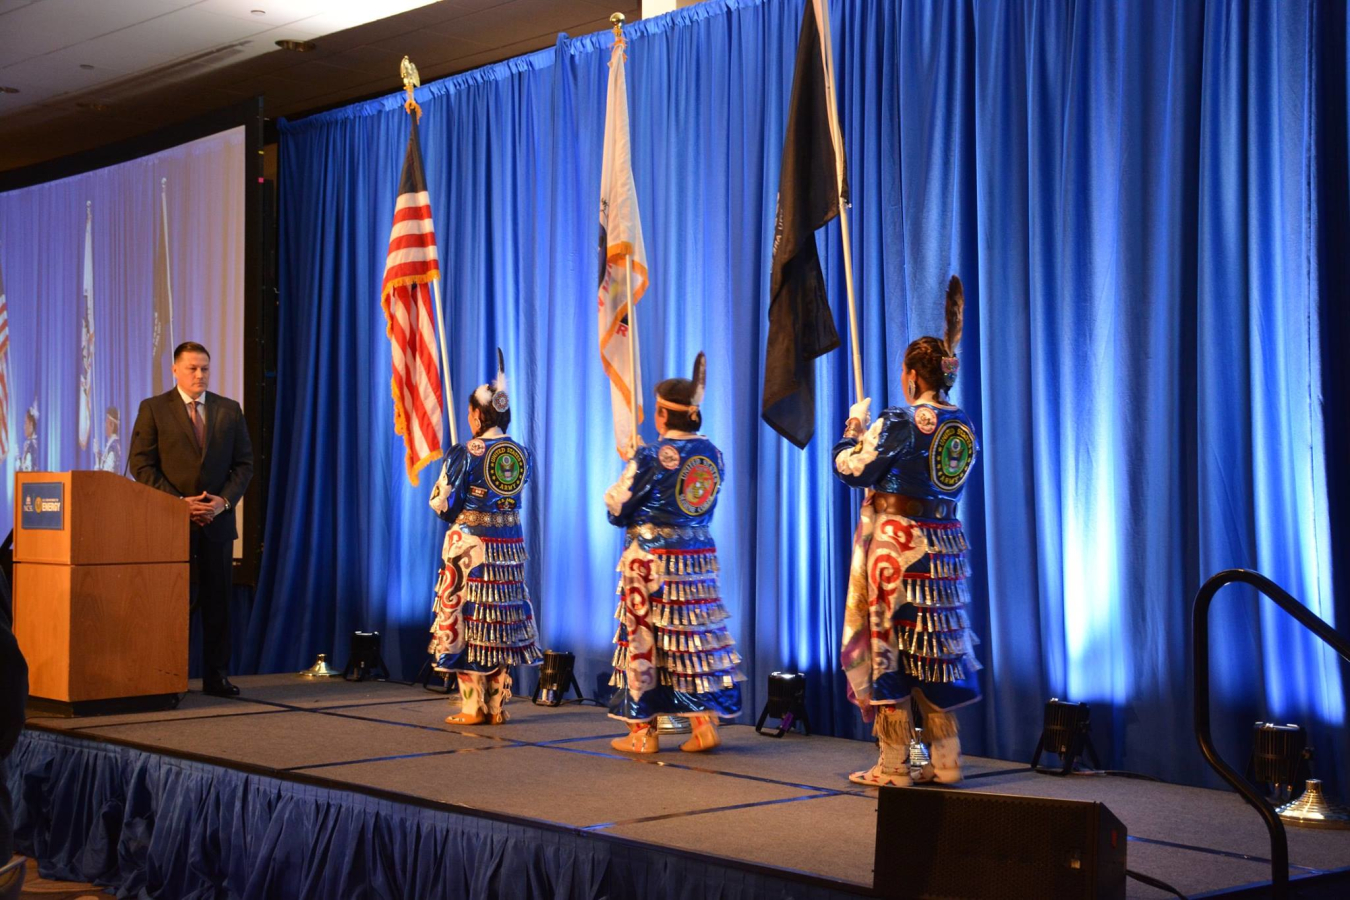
{"left": 604, "top": 352, "right": 744, "bottom": 753}
{"left": 427, "top": 349, "right": 541, "bottom": 725}
{"left": 833, "top": 276, "right": 982, "bottom": 786}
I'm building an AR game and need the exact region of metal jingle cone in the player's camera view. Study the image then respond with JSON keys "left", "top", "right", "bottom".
{"left": 1277, "top": 779, "right": 1350, "bottom": 830}
{"left": 656, "top": 714, "right": 693, "bottom": 734}
{"left": 299, "top": 653, "right": 342, "bottom": 678}
{"left": 909, "top": 730, "right": 932, "bottom": 775}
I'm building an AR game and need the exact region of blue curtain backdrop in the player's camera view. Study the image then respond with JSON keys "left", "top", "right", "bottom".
{"left": 256, "top": 0, "right": 1350, "bottom": 789}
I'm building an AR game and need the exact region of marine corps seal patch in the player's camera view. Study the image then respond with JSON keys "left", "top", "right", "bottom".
{"left": 676, "top": 455, "right": 719, "bottom": 516}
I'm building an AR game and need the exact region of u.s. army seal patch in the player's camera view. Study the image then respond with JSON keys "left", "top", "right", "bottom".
{"left": 929, "top": 421, "right": 975, "bottom": 492}
{"left": 485, "top": 442, "right": 526, "bottom": 496}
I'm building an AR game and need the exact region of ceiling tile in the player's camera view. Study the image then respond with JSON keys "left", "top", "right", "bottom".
{"left": 309, "top": 45, "right": 406, "bottom": 78}
{"left": 391, "top": 1, "right": 516, "bottom": 28}
{"left": 104, "top": 6, "right": 279, "bottom": 55}
{"left": 193, "top": 1, "right": 327, "bottom": 26}
{"left": 369, "top": 29, "right": 488, "bottom": 63}
{"left": 0, "top": 0, "right": 656, "bottom": 173}
{"left": 0, "top": 0, "right": 183, "bottom": 56}
{"left": 430, "top": 0, "right": 614, "bottom": 46}
{"left": 0, "top": 73, "right": 64, "bottom": 106}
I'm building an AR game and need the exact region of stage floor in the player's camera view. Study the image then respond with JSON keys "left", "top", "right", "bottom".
{"left": 22, "top": 675, "right": 1350, "bottom": 898}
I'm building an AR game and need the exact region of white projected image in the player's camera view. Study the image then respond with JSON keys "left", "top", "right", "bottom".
{"left": 0, "top": 126, "right": 246, "bottom": 539}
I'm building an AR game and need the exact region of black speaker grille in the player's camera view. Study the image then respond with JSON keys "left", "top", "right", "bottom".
{"left": 874, "top": 788, "right": 1125, "bottom": 899}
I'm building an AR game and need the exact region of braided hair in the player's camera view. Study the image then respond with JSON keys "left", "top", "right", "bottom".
{"left": 903, "top": 275, "right": 964, "bottom": 399}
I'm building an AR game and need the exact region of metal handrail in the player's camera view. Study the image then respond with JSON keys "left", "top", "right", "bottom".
{"left": 1192, "top": 568, "right": 1350, "bottom": 897}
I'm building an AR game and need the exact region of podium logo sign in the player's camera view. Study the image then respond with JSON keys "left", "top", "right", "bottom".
{"left": 21, "top": 482, "right": 65, "bottom": 530}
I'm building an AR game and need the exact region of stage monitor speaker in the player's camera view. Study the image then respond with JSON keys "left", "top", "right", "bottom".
{"left": 874, "top": 787, "right": 1127, "bottom": 899}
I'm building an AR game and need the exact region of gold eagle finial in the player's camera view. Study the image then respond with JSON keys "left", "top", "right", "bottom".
{"left": 400, "top": 56, "right": 422, "bottom": 119}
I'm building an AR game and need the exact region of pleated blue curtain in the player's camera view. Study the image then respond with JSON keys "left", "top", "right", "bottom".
{"left": 258, "top": 0, "right": 1349, "bottom": 787}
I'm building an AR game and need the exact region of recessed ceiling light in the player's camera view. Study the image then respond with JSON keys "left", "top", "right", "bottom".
{"left": 251, "top": 8, "right": 265, "bottom": 14}
{"left": 75, "top": 101, "right": 108, "bottom": 111}
{"left": 0, "top": 86, "right": 19, "bottom": 94}
{"left": 79, "top": 64, "right": 95, "bottom": 70}
{"left": 275, "top": 39, "right": 316, "bottom": 52}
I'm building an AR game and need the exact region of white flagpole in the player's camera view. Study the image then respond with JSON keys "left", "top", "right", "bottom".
{"left": 625, "top": 256, "right": 639, "bottom": 452}
{"left": 84, "top": 200, "right": 96, "bottom": 456}
{"left": 814, "top": 0, "right": 863, "bottom": 405}
{"left": 160, "top": 178, "right": 175, "bottom": 353}
{"left": 838, "top": 200, "right": 862, "bottom": 405}
{"left": 431, "top": 279, "right": 457, "bottom": 447}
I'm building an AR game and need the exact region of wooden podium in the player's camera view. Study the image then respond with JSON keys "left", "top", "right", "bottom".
{"left": 13, "top": 471, "right": 189, "bottom": 715}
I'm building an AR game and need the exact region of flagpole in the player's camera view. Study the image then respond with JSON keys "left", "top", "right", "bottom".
{"left": 613, "top": 13, "right": 640, "bottom": 457}
{"left": 85, "top": 200, "right": 97, "bottom": 458}
{"left": 814, "top": 0, "right": 863, "bottom": 406}
{"left": 431, "top": 279, "right": 457, "bottom": 447}
{"left": 838, "top": 205, "right": 862, "bottom": 406}
{"left": 625, "top": 256, "right": 639, "bottom": 453}
{"left": 402, "top": 57, "right": 457, "bottom": 449}
{"left": 160, "top": 178, "right": 174, "bottom": 353}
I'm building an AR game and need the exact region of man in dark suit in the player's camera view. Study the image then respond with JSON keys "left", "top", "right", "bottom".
{"left": 130, "top": 342, "right": 253, "bottom": 697}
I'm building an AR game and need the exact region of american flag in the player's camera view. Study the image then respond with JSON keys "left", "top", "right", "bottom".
{"left": 0, "top": 249, "right": 8, "bottom": 459}
{"left": 381, "top": 116, "right": 444, "bottom": 485}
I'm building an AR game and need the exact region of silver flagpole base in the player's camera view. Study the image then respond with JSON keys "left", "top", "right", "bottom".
{"left": 1277, "top": 780, "right": 1350, "bottom": 829}
{"left": 656, "top": 714, "right": 692, "bottom": 734}
{"left": 299, "top": 653, "right": 342, "bottom": 678}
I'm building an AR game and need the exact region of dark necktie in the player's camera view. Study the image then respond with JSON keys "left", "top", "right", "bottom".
{"left": 189, "top": 400, "right": 205, "bottom": 451}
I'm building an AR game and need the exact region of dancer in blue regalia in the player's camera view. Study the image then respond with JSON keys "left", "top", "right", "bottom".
{"left": 427, "top": 350, "right": 541, "bottom": 725}
{"left": 833, "top": 276, "right": 981, "bottom": 786}
{"left": 604, "top": 353, "right": 743, "bottom": 753}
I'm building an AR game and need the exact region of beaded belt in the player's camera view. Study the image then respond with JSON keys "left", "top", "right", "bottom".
{"left": 872, "top": 492, "right": 956, "bottom": 520}
{"left": 456, "top": 510, "right": 520, "bottom": 528}
{"left": 627, "top": 523, "right": 712, "bottom": 542}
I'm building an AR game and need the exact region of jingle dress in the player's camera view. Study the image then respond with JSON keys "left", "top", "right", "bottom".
{"left": 605, "top": 434, "right": 743, "bottom": 722}
{"left": 427, "top": 429, "right": 542, "bottom": 674}
{"left": 833, "top": 400, "right": 982, "bottom": 714}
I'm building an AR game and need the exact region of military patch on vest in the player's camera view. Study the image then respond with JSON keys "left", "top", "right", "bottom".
{"left": 676, "top": 455, "right": 720, "bottom": 516}
{"left": 467, "top": 438, "right": 486, "bottom": 457}
{"left": 658, "top": 444, "right": 681, "bottom": 470}
{"left": 930, "top": 420, "right": 976, "bottom": 492}
{"left": 914, "top": 406, "right": 938, "bottom": 434}
{"left": 485, "top": 442, "right": 526, "bottom": 496}
{"left": 469, "top": 486, "right": 488, "bottom": 499}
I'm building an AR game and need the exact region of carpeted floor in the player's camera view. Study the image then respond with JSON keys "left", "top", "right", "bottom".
{"left": 23, "top": 674, "right": 1350, "bottom": 898}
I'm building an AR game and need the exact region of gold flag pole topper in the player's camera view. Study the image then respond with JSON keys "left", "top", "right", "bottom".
{"left": 398, "top": 56, "right": 456, "bottom": 446}
{"left": 401, "top": 55, "right": 422, "bottom": 120}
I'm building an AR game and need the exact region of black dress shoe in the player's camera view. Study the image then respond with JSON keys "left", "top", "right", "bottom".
{"left": 203, "top": 675, "right": 241, "bottom": 697}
